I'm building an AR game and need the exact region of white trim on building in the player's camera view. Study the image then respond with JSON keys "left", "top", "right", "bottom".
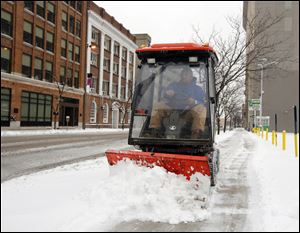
{"left": 87, "top": 10, "right": 138, "bottom": 101}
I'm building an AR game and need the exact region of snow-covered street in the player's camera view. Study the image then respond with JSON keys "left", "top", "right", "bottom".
{"left": 1, "top": 129, "right": 299, "bottom": 232}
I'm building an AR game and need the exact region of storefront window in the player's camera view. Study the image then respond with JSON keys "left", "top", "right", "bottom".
{"left": 21, "top": 91, "right": 52, "bottom": 126}
{"left": 1, "top": 88, "right": 11, "bottom": 127}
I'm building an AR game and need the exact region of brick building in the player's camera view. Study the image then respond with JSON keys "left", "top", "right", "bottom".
{"left": 1, "top": 1, "right": 88, "bottom": 128}
{"left": 1, "top": 1, "right": 140, "bottom": 129}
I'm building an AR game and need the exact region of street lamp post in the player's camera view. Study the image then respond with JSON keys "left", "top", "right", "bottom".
{"left": 54, "top": 81, "right": 65, "bottom": 129}
{"left": 257, "top": 59, "right": 278, "bottom": 128}
{"left": 83, "top": 43, "right": 97, "bottom": 130}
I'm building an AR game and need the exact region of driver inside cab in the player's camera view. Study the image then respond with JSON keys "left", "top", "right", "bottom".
{"left": 149, "top": 67, "right": 207, "bottom": 139}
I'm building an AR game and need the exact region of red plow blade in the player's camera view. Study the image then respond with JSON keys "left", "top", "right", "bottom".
{"left": 105, "top": 150, "right": 211, "bottom": 180}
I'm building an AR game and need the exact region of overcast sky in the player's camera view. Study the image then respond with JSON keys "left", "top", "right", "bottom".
{"left": 95, "top": 1, "right": 243, "bottom": 44}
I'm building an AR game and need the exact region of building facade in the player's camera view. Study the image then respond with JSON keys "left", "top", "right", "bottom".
{"left": 1, "top": 1, "right": 140, "bottom": 129}
{"left": 243, "top": 1, "right": 299, "bottom": 132}
{"left": 84, "top": 2, "right": 137, "bottom": 129}
{"left": 1, "top": 1, "right": 88, "bottom": 128}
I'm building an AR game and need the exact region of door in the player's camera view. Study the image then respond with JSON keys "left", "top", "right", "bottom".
{"left": 112, "top": 109, "right": 119, "bottom": 129}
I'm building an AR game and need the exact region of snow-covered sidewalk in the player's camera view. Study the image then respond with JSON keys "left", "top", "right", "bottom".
{"left": 245, "top": 131, "right": 299, "bottom": 232}
{"left": 1, "top": 129, "right": 299, "bottom": 232}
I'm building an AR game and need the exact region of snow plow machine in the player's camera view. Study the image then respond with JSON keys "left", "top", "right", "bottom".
{"left": 106, "top": 43, "right": 220, "bottom": 186}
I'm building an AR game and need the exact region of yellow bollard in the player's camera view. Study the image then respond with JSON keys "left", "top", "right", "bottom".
{"left": 275, "top": 132, "right": 278, "bottom": 146}
{"left": 258, "top": 128, "right": 260, "bottom": 136}
{"left": 266, "top": 128, "right": 269, "bottom": 141}
{"left": 272, "top": 130, "right": 275, "bottom": 145}
{"left": 282, "top": 130, "right": 286, "bottom": 151}
{"left": 261, "top": 127, "right": 264, "bottom": 138}
{"left": 295, "top": 134, "right": 298, "bottom": 158}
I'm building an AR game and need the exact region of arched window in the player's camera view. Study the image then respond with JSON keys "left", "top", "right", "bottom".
{"left": 90, "top": 101, "right": 97, "bottom": 123}
{"left": 103, "top": 103, "right": 109, "bottom": 123}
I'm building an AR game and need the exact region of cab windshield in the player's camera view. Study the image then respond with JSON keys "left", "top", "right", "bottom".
{"left": 131, "top": 62, "right": 209, "bottom": 140}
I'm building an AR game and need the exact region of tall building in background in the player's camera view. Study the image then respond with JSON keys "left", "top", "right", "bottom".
{"left": 1, "top": 1, "right": 88, "bottom": 128}
{"left": 134, "top": 33, "right": 151, "bottom": 48}
{"left": 243, "top": 1, "right": 299, "bottom": 132}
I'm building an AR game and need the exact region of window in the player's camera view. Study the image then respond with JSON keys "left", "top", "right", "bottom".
{"left": 74, "top": 70, "right": 79, "bottom": 88}
{"left": 1, "top": 88, "right": 11, "bottom": 127}
{"left": 24, "top": 1, "right": 34, "bottom": 12}
{"left": 112, "top": 84, "right": 118, "bottom": 98}
{"left": 62, "top": 11, "right": 68, "bottom": 31}
{"left": 68, "top": 42, "right": 73, "bottom": 61}
{"left": 35, "top": 26, "right": 44, "bottom": 49}
{"left": 114, "top": 42, "right": 120, "bottom": 56}
{"left": 103, "top": 103, "right": 109, "bottom": 123}
{"left": 1, "top": 47, "right": 11, "bottom": 73}
{"left": 34, "top": 57, "right": 43, "bottom": 80}
{"left": 91, "top": 27, "right": 99, "bottom": 44}
{"left": 103, "top": 58, "right": 110, "bottom": 71}
{"left": 113, "top": 63, "right": 119, "bottom": 75}
{"left": 45, "top": 61, "right": 53, "bottom": 82}
{"left": 90, "top": 52, "right": 97, "bottom": 66}
{"left": 129, "top": 52, "right": 134, "bottom": 64}
{"left": 90, "top": 101, "right": 97, "bottom": 123}
{"left": 47, "top": 2, "right": 55, "bottom": 24}
{"left": 104, "top": 35, "right": 111, "bottom": 51}
{"left": 121, "top": 86, "right": 126, "bottom": 99}
{"left": 22, "top": 54, "right": 32, "bottom": 77}
{"left": 61, "top": 39, "right": 67, "bottom": 57}
{"left": 74, "top": 45, "right": 80, "bottom": 62}
{"left": 88, "top": 76, "right": 97, "bottom": 93}
{"left": 121, "top": 66, "right": 126, "bottom": 78}
{"left": 75, "top": 20, "right": 81, "bottom": 37}
{"left": 129, "top": 68, "right": 133, "bottom": 80}
{"left": 102, "top": 81, "right": 109, "bottom": 96}
{"left": 46, "top": 32, "right": 54, "bottom": 52}
{"left": 122, "top": 48, "right": 127, "bottom": 60}
{"left": 76, "top": 1, "right": 82, "bottom": 13}
{"left": 21, "top": 91, "right": 52, "bottom": 126}
{"left": 69, "top": 15, "right": 75, "bottom": 34}
{"left": 23, "top": 21, "right": 33, "bottom": 44}
{"left": 67, "top": 68, "right": 72, "bottom": 86}
{"left": 70, "top": 1, "right": 76, "bottom": 9}
{"left": 60, "top": 66, "right": 66, "bottom": 83}
{"left": 36, "top": 1, "right": 45, "bottom": 18}
{"left": 1, "top": 10, "right": 12, "bottom": 37}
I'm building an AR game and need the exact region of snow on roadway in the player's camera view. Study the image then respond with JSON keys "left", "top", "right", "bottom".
{"left": 1, "top": 129, "right": 299, "bottom": 232}
{"left": 1, "top": 128, "right": 129, "bottom": 137}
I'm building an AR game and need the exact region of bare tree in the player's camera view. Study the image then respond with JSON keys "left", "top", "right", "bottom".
{"left": 53, "top": 77, "right": 65, "bottom": 129}
{"left": 193, "top": 10, "right": 294, "bottom": 133}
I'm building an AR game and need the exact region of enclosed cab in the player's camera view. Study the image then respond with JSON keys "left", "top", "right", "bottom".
{"left": 128, "top": 43, "right": 218, "bottom": 155}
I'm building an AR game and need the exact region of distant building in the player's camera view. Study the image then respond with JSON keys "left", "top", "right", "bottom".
{"left": 134, "top": 33, "right": 151, "bottom": 48}
{"left": 243, "top": 1, "right": 299, "bottom": 132}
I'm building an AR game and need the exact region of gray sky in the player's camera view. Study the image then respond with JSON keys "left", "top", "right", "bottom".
{"left": 95, "top": 1, "right": 243, "bottom": 44}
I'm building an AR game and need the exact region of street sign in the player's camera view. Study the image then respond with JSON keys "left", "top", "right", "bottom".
{"left": 248, "top": 99, "right": 260, "bottom": 110}
{"left": 256, "top": 116, "right": 270, "bottom": 130}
